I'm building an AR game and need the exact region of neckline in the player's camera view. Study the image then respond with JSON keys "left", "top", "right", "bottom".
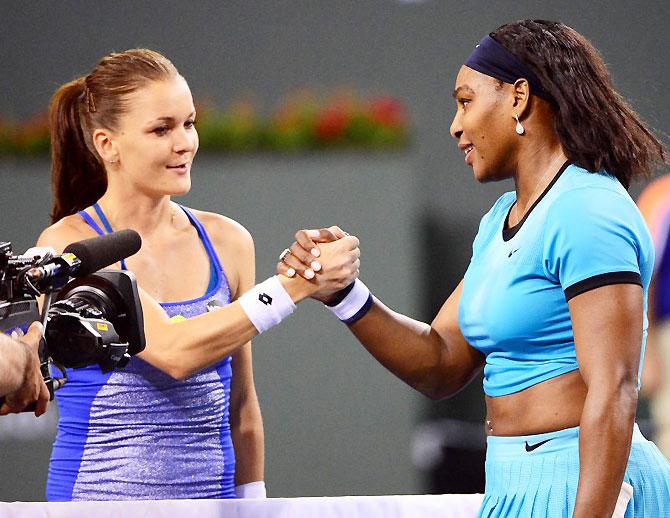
{"left": 89, "top": 202, "right": 225, "bottom": 305}
{"left": 502, "top": 160, "right": 571, "bottom": 242}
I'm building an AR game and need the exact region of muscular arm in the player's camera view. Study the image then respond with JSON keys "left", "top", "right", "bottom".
{"left": 37, "top": 220, "right": 359, "bottom": 380}
{"left": 277, "top": 229, "right": 483, "bottom": 398}
{"left": 571, "top": 283, "right": 641, "bottom": 517}
{"left": 347, "top": 281, "right": 484, "bottom": 399}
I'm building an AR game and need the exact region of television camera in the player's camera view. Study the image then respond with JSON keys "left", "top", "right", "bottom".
{"left": 0, "top": 230, "right": 145, "bottom": 409}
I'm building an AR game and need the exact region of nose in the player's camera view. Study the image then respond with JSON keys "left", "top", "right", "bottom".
{"left": 449, "top": 110, "right": 462, "bottom": 140}
{"left": 173, "top": 126, "right": 197, "bottom": 154}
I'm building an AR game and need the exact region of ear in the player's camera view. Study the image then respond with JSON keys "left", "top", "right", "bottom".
{"left": 92, "top": 128, "right": 119, "bottom": 165}
{"left": 511, "top": 78, "right": 531, "bottom": 118}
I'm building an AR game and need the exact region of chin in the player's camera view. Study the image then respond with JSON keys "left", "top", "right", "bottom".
{"left": 472, "top": 164, "right": 507, "bottom": 184}
{"left": 173, "top": 184, "right": 192, "bottom": 196}
{"left": 472, "top": 167, "right": 494, "bottom": 184}
{"left": 173, "top": 177, "right": 192, "bottom": 195}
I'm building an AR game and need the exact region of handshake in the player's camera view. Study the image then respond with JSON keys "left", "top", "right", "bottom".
{"left": 275, "top": 226, "right": 361, "bottom": 303}
{"left": 0, "top": 226, "right": 362, "bottom": 416}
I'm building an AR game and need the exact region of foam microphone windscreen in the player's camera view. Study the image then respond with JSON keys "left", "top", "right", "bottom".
{"left": 63, "top": 229, "right": 142, "bottom": 276}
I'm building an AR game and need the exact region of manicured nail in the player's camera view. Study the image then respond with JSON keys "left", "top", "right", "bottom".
{"left": 311, "top": 261, "right": 321, "bottom": 272}
{"left": 307, "top": 229, "right": 320, "bottom": 238}
{"left": 286, "top": 268, "right": 296, "bottom": 277}
{"left": 311, "top": 248, "right": 320, "bottom": 257}
{"left": 305, "top": 269, "right": 315, "bottom": 279}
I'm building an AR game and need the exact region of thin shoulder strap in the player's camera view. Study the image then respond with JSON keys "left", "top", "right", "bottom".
{"left": 179, "top": 205, "right": 224, "bottom": 274}
{"left": 77, "top": 210, "right": 105, "bottom": 236}
{"left": 81, "top": 203, "right": 127, "bottom": 271}
{"left": 93, "top": 202, "right": 115, "bottom": 234}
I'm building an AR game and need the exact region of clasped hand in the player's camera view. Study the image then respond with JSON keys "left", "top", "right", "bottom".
{"left": 277, "top": 226, "right": 360, "bottom": 302}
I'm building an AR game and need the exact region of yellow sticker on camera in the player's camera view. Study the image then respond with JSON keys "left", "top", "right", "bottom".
{"left": 96, "top": 323, "right": 109, "bottom": 331}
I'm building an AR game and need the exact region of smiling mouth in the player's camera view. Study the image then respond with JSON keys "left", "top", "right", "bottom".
{"left": 464, "top": 145, "right": 474, "bottom": 157}
{"left": 167, "top": 163, "right": 189, "bottom": 170}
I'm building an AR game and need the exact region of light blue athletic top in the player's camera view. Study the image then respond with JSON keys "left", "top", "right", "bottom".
{"left": 47, "top": 204, "right": 236, "bottom": 500}
{"left": 458, "top": 163, "right": 654, "bottom": 397}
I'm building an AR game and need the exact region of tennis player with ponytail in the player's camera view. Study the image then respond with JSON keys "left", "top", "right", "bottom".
{"left": 38, "top": 48, "right": 359, "bottom": 501}
{"left": 281, "top": 20, "right": 670, "bottom": 517}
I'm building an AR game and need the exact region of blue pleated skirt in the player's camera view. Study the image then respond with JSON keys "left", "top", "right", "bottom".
{"left": 478, "top": 424, "right": 670, "bottom": 517}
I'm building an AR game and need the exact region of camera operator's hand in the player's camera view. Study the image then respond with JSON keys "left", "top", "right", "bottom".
{"left": 0, "top": 322, "right": 50, "bottom": 416}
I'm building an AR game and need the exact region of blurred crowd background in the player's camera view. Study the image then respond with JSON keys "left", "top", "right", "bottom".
{"left": 1, "top": 0, "right": 669, "bottom": 501}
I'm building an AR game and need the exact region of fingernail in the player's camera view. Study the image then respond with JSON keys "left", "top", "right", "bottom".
{"left": 307, "top": 230, "right": 320, "bottom": 238}
{"left": 311, "top": 261, "right": 321, "bottom": 272}
{"left": 286, "top": 268, "right": 296, "bottom": 277}
{"left": 311, "top": 248, "right": 320, "bottom": 257}
{"left": 305, "top": 269, "right": 315, "bottom": 279}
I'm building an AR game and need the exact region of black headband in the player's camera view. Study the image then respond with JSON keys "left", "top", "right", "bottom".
{"left": 464, "top": 35, "right": 550, "bottom": 101}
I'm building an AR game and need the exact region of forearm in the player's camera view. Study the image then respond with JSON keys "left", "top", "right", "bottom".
{"left": 231, "top": 401, "right": 265, "bottom": 485}
{"left": 139, "top": 275, "right": 314, "bottom": 379}
{"left": 0, "top": 334, "right": 29, "bottom": 396}
{"left": 573, "top": 383, "right": 638, "bottom": 517}
{"left": 349, "top": 299, "right": 481, "bottom": 399}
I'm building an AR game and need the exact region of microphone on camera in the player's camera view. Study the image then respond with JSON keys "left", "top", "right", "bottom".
{"left": 64, "top": 229, "right": 142, "bottom": 277}
{"left": 26, "top": 229, "right": 142, "bottom": 284}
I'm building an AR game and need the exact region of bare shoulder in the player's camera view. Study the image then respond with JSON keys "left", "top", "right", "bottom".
{"left": 37, "top": 214, "right": 100, "bottom": 253}
{"left": 188, "top": 208, "right": 254, "bottom": 256}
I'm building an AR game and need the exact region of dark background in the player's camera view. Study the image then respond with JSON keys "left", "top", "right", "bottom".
{"left": 0, "top": 0, "right": 668, "bottom": 501}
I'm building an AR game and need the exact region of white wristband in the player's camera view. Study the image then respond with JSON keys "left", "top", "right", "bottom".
{"left": 325, "top": 279, "right": 373, "bottom": 324}
{"left": 235, "top": 480, "right": 267, "bottom": 499}
{"left": 239, "top": 276, "right": 296, "bottom": 333}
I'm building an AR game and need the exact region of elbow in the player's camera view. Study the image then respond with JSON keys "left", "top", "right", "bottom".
{"left": 420, "top": 385, "right": 460, "bottom": 401}
{"left": 151, "top": 360, "right": 194, "bottom": 381}
{"left": 140, "top": 346, "right": 196, "bottom": 381}
{"left": 163, "top": 365, "right": 195, "bottom": 381}
{"left": 412, "top": 363, "right": 477, "bottom": 401}
{"left": 421, "top": 388, "right": 451, "bottom": 401}
{"left": 411, "top": 372, "right": 460, "bottom": 401}
{"left": 158, "top": 351, "right": 200, "bottom": 380}
{"left": 586, "top": 373, "right": 639, "bottom": 418}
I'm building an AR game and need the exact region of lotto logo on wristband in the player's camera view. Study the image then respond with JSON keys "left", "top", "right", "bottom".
{"left": 239, "top": 276, "right": 296, "bottom": 334}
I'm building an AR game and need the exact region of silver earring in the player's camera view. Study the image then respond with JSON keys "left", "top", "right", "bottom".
{"left": 514, "top": 114, "right": 525, "bottom": 135}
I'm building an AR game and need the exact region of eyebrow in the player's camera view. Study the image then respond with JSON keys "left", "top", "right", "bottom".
{"left": 150, "top": 112, "right": 197, "bottom": 123}
{"left": 452, "top": 85, "right": 475, "bottom": 98}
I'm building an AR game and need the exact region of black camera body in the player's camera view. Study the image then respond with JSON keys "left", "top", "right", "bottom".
{"left": 0, "top": 240, "right": 145, "bottom": 402}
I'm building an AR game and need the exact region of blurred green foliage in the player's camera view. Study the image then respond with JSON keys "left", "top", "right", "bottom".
{"left": 1, "top": 90, "right": 409, "bottom": 156}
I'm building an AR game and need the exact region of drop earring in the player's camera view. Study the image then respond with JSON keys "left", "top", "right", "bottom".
{"left": 514, "top": 114, "right": 525, "bottom": 135}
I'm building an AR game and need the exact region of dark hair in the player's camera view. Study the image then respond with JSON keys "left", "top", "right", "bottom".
{"left": 491, "top": 19, "right": 667, "bottom": 189}
{"left": 49, "top": 49, "right": 179, "bottom": 222}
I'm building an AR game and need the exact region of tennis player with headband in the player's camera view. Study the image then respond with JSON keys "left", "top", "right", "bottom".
{"left": 279, "top": 20, "right": 670, "bottom": 517}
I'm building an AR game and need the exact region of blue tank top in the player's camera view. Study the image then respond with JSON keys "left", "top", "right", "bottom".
{"left": 458, "top": 164, "right": 653, "bottom": 397}
{"left": 46, "top": 205, "right": 236, "bottom": 501}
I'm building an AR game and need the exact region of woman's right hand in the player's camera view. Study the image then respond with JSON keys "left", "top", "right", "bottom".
{"left": 277, "top": 227, "right": 360, "bottom": 303}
